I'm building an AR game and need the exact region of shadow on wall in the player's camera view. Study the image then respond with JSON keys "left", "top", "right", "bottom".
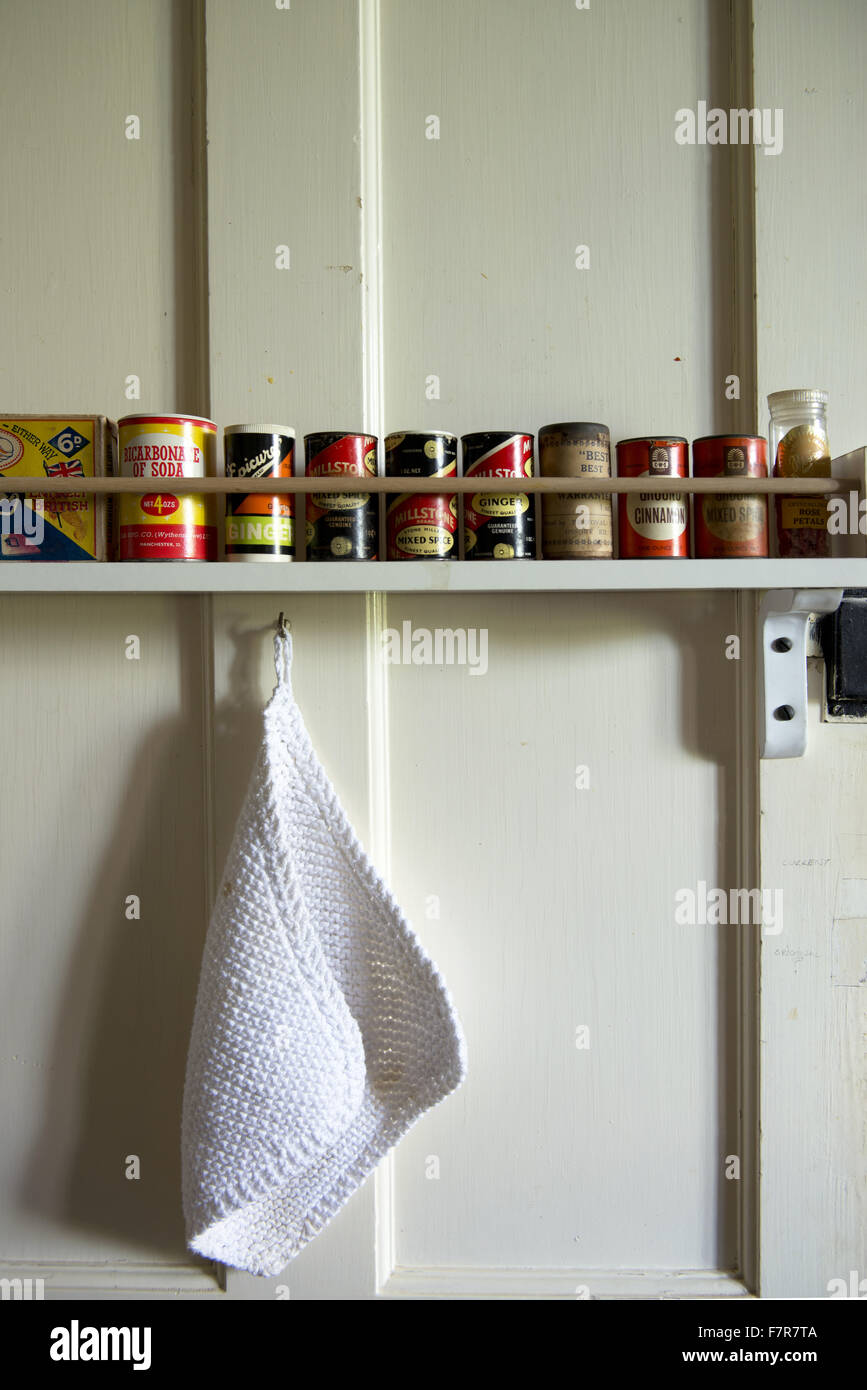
{"left": 19, "top": 601, "right": 211, "bottom": 1263}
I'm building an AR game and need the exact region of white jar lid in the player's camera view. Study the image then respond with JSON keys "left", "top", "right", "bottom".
{"left": 224, "top": 423, "right": 296, "bottom": 437}
{"left": 768, "top": 389, "right": 828, "bottom": 409}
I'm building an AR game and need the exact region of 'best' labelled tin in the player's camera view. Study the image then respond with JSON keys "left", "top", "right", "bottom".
{"left": 692, "top": 435, "right": 768, "bottom": 558}
{"left": 616, "top": 437, "right": 689, "bottom": 559}
{"left": 539, "top": 422, "right": 612, "bottom": 559}
{"left": 462, "top": 432, "right": 536, "bottom": 560}
{"left": 224, "top": 424, "right": 295, "bottom": 562}
{"left": 385, "top": 432, "right": 458, "bottom": 560}
{"left": 118, "top": 414, "right": 217, "bottom": 561}
{"left": 304, "top": 432, "right": 378, "bottom": 561}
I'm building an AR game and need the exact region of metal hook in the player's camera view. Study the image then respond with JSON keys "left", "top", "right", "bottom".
{"left": 276, "top": 611, "right": 291, "bottom": 635}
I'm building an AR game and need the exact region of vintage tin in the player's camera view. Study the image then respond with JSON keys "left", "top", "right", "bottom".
{"left": 384, "top": 431, "right": 458, "bottom": 560}
{"left": 539, "top": 421, "right": 612, "bottom": 559}
{"left": 692, "top": 435, "right": 768, "bottom": 558}
{"left": 118, "top": 413, "right": 217, "bottom": 561}
{"left": 304, "top": 432, "right": 378, "bottom": 561}
{"left": 224, "top": 424, "right": 295, "bottom": 562}
{"left": 462, "top": 432, "right": 536, "bottom": 560}
{"left": 616, "top": 437, "right": 689, "bottom": 559}
{"left": 0, "top": 415, "right": 114, "bottom": 561}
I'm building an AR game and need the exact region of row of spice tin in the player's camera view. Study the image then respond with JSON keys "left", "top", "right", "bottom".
{"left": 0, "top": 411, "right": 829, "bottom": 562}
{"left": 115, "top": 417, "right": 794, "bottom": 563}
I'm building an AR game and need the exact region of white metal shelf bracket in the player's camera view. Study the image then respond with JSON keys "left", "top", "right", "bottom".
{"left": 758, "top": 588, "right": 843, "bottom": 758}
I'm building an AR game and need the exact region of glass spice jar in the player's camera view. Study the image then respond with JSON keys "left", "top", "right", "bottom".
{"left": 768, "top": 389, "right": 831, "bottom": 557}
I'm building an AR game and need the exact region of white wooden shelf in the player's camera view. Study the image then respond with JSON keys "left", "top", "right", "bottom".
{"left": 1, "top": 558, "right": 866, "bottom": 593}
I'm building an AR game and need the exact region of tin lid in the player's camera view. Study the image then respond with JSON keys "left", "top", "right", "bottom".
{"left": 767, "top": 389, "right": 828, "bottom": 410}
{"left": 385, "top": 430, "right": 457, "bottom": 442}
{"left": 693, "top": 433, "right": 767, "bottom": 443}
{"left": 118, "top": 413, "right": 217, "bottom": 430}
{"left": 304, "top": 431, "right": 375, "bottom": 443}
{"left": 693, "top": 434, "right": 768, "bottom": 476}
{"left": 225, "top": 423, "right": 296, "bottom": 437}
{"left": 540, "top": 421, "right": 609, "bottom": 436}
{"left": 461, "top": 431, "right": 533, "bottom": 442}
{"left": 616, "top": 436, "right": 688, "bottom": 446}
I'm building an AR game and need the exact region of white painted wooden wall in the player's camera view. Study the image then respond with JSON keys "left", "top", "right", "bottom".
{"left": 0, "top": 0, "right": 863, "bottom": 1300}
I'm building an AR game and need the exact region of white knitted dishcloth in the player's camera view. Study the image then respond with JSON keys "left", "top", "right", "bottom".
{"left": 181, "top": 627, "right": 466, "bottom": 1276}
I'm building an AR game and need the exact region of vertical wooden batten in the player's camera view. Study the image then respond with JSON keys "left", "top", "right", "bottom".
{"left": 730, "top": 0, "right": 761, "bottom": 1296}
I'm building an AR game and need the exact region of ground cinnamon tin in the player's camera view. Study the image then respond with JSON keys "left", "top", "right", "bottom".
{"left": 692, "top": 435, "right": 768, "bottom": 558}
{"left": 304, "top": 432, "right": 378, "bottom": 560}
{"left": 539, "top": 421, "right": 612, "bottom": 559}
{"left": 462, "top": 431, "right": 535, "bottom": 560}
{"left": 118, "top": 413, "right": 217, "bottom": 561}
{"left": 385, "top": 431, "right": 457, "bottom": 559}
{"left": 224, "top": 424, "right": 295, "bottom": 562}
{"left": 616, "top": 437, "right": 689, "bottom": 558}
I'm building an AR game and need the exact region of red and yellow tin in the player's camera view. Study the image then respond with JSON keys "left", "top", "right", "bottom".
{"left": 692, "top": 435, "right": 768, "bottom": 558}
{"left": 118, "top": 413, "right": 217, "bottom": 561}
{"left": 616, "top": 437, "right": 689, "bottom": 559}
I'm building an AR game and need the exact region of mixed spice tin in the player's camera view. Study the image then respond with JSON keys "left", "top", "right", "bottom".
{"left": 304, "top": 432, "right": 378, "bottom": 561}
{"left": 384, "top": 431, "right": 458, "bottom": 560}
{"left": 224, "top": 424, "right": 295, "bottom": 562}
{"left": 539, "top": 421, "right": 612, "bottom": 559}
{"left": 118, "top": 413, "right": 217, "bottom": 561}
{"left": 692, "top": 435, "right": 768, "bottom": 558}
{"left": 616, "top": 437, "right": 689, "bottom": 558}
{"left": 462, "top": 431, "right": 536, "bottom": 560}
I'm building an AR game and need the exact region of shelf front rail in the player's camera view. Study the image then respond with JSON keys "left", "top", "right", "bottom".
{"left": 0, "top": 476, "right": 853, "bottom": 497}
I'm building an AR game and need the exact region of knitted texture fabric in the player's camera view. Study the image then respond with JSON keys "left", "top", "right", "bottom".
{"left": 181, "top": 629, "right": 467, "bottom": 1276}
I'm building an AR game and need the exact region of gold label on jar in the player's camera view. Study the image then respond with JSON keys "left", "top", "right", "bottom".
{"left": 776, "top": 424, "right": 830, "bottom": 476}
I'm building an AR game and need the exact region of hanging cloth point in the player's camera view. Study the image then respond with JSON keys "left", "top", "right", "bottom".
{"left": 274, "top": 613, "right": 293, "bottom": 687}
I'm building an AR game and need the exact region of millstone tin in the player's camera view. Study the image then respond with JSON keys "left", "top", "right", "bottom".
{"left": 616, "top": 437, "right": 689, "bottom": 559}
{"left": 462, "top": 431, "right": 536, "bottom": 560}
{"left": 692, "top": 435, "right": 768, "bottom": 558}
{"left": 224, "top": 424, "right": 295, "bottom": 562}
{"left": 539, "top": 421, "right": 612, "bottom": 559}
{"left": 118, "top": 414, "right": 217, "bottom": 561}
{"left": 385, "top": 431, "right": 458, "bottom": 560}
{"left": 304, "top": 432, "right": 378, "bottom": 561}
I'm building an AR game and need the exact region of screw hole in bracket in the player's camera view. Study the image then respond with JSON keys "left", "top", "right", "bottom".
{"left": 773, "top": 704, "right": 796, "bottom": 722}
{"left": 771, "top": 637, "right": 793, "bottom": 653}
